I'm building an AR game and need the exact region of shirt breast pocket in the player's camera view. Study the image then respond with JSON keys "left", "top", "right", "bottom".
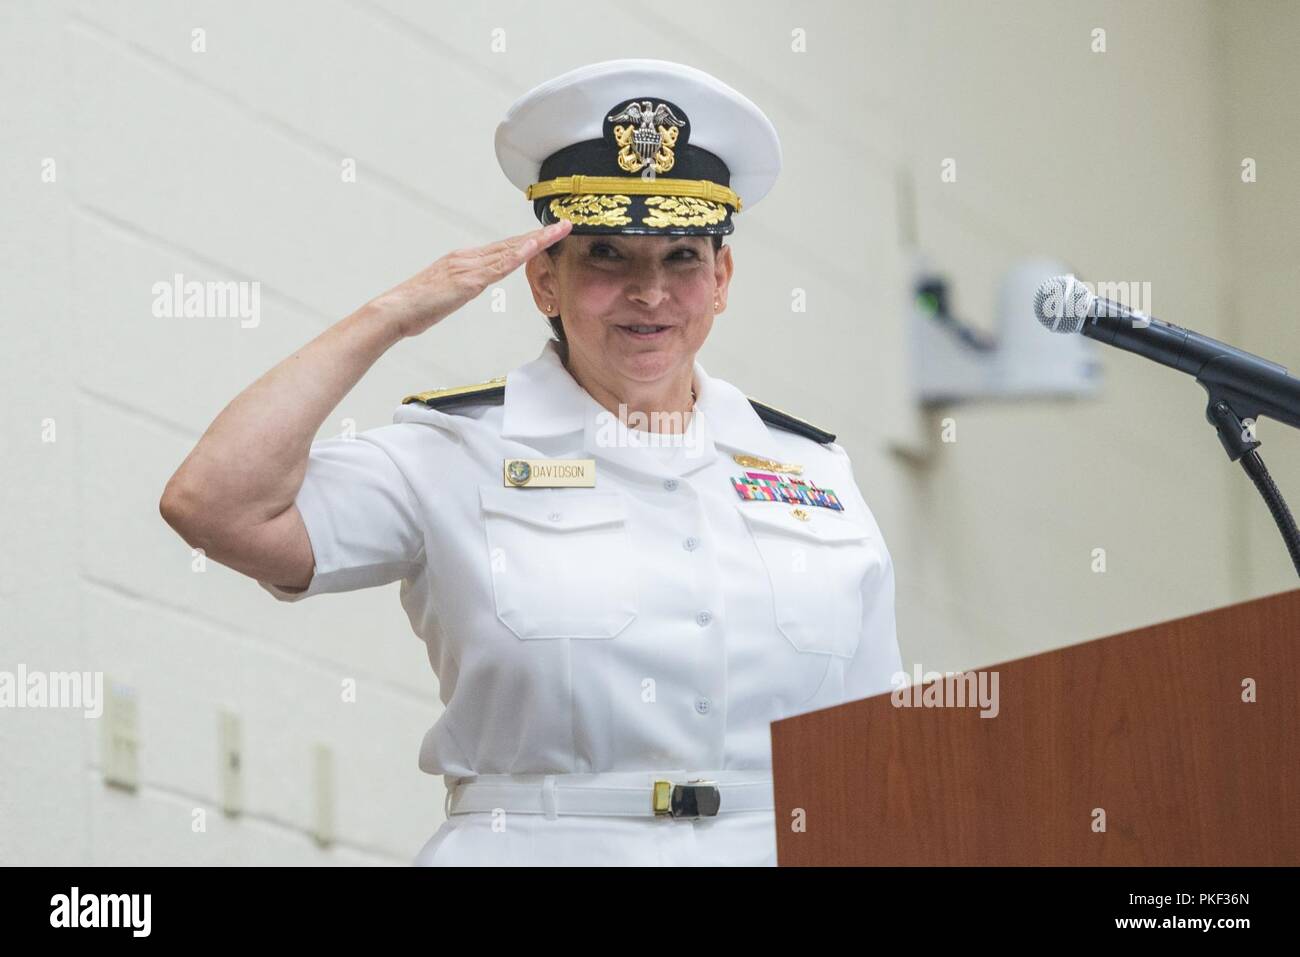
{"left": 479, "top": 484, "right": 638, "bottom": 639}
{"left": 736, "top": 501, "right": 882, "bottom": 659}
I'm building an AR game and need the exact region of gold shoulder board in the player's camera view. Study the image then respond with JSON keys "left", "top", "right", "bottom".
{"left": 402, "top": 375, "right": 506, "bottom": 409}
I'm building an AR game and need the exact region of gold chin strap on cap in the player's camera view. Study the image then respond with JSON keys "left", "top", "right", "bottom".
{"left": 526, "top": 175, "right": 743, "bottom": 212}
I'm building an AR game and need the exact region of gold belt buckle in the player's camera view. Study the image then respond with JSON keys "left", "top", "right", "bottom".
{"left": 652, "top": 778, "right": 721, "bottom": 819}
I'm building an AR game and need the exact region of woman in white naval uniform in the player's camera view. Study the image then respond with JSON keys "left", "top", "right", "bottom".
{"left": 159, "top": 59, "right": 903, "bottom": 866}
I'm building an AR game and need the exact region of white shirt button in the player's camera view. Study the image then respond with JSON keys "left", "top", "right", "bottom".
{"left": 683, "top": 536, "right": 700, "bottom": 551}
{"left": 695, "top": 610, "right": 713, "bottom": 627}
{"left": 694, "top": 696, "right": 711, "bottom": 714}
{"left": 663, "top": 478, "right": 679, "bottom": 491}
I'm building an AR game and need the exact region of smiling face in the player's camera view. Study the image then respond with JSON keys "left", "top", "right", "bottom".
{"left": 526, "top": 233, "right": 733, "bottom": 397}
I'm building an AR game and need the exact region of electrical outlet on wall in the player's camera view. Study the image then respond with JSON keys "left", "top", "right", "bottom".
{"left": 218, "top": 710, "right": 242, "bottom": 817}
{"left": 313, "top": 744, "right": 334, "bottom": 848}
{"left": 102, "top": 680, "right": 139, "bottom": 791}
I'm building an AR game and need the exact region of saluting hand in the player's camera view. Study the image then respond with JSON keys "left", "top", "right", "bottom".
{"left": 372, "top": 219, "right": 573, "bottom": 340}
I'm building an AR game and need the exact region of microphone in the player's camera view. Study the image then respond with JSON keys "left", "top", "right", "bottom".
{"left": 1033, "top": 275, "right": 1300, "bottom": 434}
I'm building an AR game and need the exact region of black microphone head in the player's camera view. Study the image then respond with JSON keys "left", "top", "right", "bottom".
{"left": 1034, "top": 275, "right": 1093, "bottom": 334}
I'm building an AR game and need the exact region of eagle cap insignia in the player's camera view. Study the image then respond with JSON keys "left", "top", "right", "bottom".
{"left": 606, "top": 98, "right": 688, "bottom": 175}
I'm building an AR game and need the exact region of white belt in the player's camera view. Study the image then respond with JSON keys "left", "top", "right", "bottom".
{"left": 444, "top": 770, "right": 774, "bottom": 820}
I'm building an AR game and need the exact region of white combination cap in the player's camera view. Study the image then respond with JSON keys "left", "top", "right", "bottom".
{"left": 494, "top": 58, "right": 782, "bottom": 235}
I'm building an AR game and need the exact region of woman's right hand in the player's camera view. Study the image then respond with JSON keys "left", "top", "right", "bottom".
{"left": 371, "top": 219, "right": 573, "bottom": 340}
{"left": 159, "top": 219, "right": 572, "bottom": 593}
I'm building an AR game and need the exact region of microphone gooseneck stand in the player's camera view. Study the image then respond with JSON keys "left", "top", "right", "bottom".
{"left": 1203, "top": 391, "right": 1300, "bottom": 579}
{"left": 1033, "top": 277, "right": 1300, "bottom": 578}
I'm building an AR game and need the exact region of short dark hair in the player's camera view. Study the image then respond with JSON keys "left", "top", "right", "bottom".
{"left": 544, "top": 233, "right": 726, "bottom": 343}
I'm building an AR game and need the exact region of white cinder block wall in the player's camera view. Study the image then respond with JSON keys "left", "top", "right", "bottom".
{"left": 2, "top": 0, "right": 1296, "bottom": 865}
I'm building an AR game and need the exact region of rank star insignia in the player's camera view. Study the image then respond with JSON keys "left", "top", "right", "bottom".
{"left": 607, "top": 100, "right": 686, "bottom": 174}
{"left": 730, "top": 470, "right": 844, "bottom": 511}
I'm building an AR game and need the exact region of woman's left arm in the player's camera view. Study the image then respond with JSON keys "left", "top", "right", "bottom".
{"left": 843, "top": 541, "right": 904, "bottom": 701}
{"left": 830, "top": 443, "right": 905, "bottom": 701}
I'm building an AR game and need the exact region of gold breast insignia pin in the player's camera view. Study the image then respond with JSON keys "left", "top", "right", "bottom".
{"left": 731, "top": 453, "right": 802, "bottom": 475}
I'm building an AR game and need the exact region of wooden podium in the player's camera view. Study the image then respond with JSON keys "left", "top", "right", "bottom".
{"left": 770, "top": 588, "right": 1300, "bottom": 865}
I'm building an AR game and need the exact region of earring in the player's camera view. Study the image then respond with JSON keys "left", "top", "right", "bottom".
{"left": 545, "top": 304, "right": 553, "bottom": 313}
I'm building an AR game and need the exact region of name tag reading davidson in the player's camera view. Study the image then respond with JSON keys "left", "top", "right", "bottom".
{"left": 503, "top": 458, "right": 597, "bottom": 488}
